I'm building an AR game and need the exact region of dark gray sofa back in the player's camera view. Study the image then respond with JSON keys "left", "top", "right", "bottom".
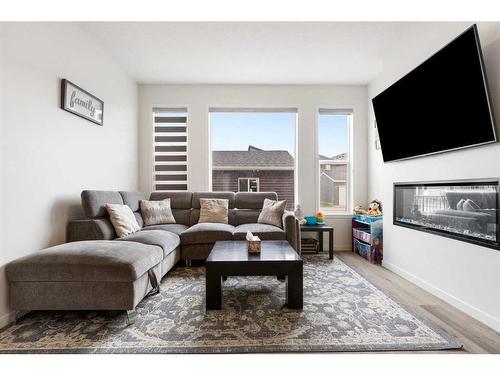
{"left": 148, "top": 191, "right": 280, "bottom": 226}
{"left": 81, "top": 190, "right": 123, "bottom": 219}
{"left": 81, "top": 190, "right": 147, "bottom": 228}
{"left": 120, "top": 191, "right": 146, "bottom": 212}
{"left": 233, "top": 192, "right": 278, "bottom": 225}
{"left": 81, "top": 190, "right": 282, "bottom": 229}
{"left": 120, "top": 191, "right": 146, "bottom": 227}
{"left": 234, "top": 192, "right": 277, "bottom": 209}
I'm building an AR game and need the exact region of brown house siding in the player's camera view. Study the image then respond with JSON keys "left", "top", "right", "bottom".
{"left": 212, "top": 170, "right": 295, "bottom": 210}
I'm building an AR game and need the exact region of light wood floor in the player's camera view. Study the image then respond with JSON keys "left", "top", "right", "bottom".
{"left": 335, "top": 251, "right": 500, "bottom": 354}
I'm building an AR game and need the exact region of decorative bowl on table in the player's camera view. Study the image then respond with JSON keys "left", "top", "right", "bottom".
{"left": 305, "top": 216, "right": 317, "bottom": 225}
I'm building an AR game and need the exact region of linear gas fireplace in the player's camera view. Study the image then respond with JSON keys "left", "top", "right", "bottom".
{"left": 394, "top": 179, "right": 499, "bottom": 250}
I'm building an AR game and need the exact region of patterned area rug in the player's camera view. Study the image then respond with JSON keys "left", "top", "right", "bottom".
{"left": 0, "top": 255, "right": 461, "bottom": 353}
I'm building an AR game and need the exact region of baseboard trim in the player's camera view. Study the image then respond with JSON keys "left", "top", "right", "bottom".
{"left": 0, "top": 310, "right": 15, "bottom": 330}
{"left": 382, "top": 260, "right": 500, "bottom": 333}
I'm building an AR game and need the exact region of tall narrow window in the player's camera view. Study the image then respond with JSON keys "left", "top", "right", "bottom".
{"left": 318, "top": 109, "right": 352, "bottom": 213}
{"left": 210, "top": 109, "right": 297, "bottom": 210}
{"left": 152, "top": 108, "right": 188, "bottom": 191}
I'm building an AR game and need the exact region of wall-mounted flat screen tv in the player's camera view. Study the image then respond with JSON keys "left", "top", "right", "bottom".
{"left": 372, "top": 25, "right": 497, "bottom": 162}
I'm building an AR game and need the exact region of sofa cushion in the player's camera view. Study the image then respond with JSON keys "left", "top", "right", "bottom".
{"left": 81, "top": 190, "right": 124, "bottom": 218}
{"left": 180, "top": 223, "right": 235, "bottom": 245}
{"left": 119, "top": 191, "right": 147, "bottom": 212}
{"left": 234, "top": 209, "right": 261, "bottom": 225}
{"left": 233, "top": 223, "right": 286, "bottom": 241}
{"left": 6, "top": 241, "right": 163, "bottom": 282}
{"left": 117, "top": 230, "right": 180, "bottom": 257}
{"left": 105, "top": 204, "right": 141, "bottom": 238}
{"left": 141, "top": 223, "right": 189, "bottom": 235}
{"left": 170, "top": 209, "right": 191, "bottom": 226}
{"left": 235, "top": 192, "right": 278, "bottom": 209}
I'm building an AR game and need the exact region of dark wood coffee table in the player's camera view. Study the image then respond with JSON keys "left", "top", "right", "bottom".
{"left": 205, "top": 240, "right": 303, "bottom": 310}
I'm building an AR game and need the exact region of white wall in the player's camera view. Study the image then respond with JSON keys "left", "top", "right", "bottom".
{"left": 139, "top": 84, "right": 368, "bottom": 250}
{"left": 368, "top": 23, "right": 500, "bottom": 331}
{"left": 0, "top": 23, "right": 138, "bottom": 328}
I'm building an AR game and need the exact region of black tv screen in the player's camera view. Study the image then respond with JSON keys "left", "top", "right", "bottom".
{"left": 372, "top": 25, "right": 497, "bottom": 162}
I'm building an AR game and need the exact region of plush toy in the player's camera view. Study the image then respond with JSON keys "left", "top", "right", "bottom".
{"left": 353, "top": 205, "right": 366, "bottom": 215}
{"left": 366, "top": 199, "right": 382, "bottom": 216}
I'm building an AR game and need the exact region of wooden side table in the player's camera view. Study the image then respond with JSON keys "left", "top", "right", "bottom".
{"left": 300, "top": 224, "right": 334, "bottom": 260}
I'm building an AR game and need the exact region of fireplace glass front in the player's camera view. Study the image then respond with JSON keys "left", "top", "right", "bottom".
{"left": 394, "top": 180, "right": 499, "bottom": 249}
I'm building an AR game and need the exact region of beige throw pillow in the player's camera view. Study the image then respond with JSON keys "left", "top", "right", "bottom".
{"left": 105, "top": 203, "right": 141, "bottom": 238}
{"left": 140, "top": 199, "right": 176, "bottom": 226}
{"left": 198, "top": 198, "right": 229, "bottom": 224}
{"left": 258, "top": 198, "right": 287, "bottom": 228}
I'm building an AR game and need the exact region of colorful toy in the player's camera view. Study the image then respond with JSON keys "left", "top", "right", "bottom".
{"left": 315, "top": 211, "right": 325, "bottom": 224}
{"left": 366, "top": 199, "right": 382, "bottom": 216}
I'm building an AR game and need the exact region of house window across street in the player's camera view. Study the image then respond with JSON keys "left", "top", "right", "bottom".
{"left": 238, "top": 177, "right": 260, "bottom": 192}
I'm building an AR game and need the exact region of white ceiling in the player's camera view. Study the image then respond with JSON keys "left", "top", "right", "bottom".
{"left": 78, "top": 22, "right": 500, "bottom": 85}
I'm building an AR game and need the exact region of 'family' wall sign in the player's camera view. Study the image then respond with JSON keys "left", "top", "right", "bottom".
{"left": 61, "top": 79, "right": 104, "bottom": 125}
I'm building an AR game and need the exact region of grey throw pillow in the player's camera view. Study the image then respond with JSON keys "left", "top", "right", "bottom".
{"left": 140, "top": 199, "right": 176, "bottom": 226}
{"left": 258, "top": 198, "right": 286, "bottom": 228}
{"left": 198, "top": 198, "right": 229, "bottom": 224}
{"left": 105, "top": 203, "right": 141, "bottom": 238}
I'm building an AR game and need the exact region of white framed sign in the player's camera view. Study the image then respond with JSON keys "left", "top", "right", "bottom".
{"left": 61, "top": 79, "right": 104, "bottom": 125}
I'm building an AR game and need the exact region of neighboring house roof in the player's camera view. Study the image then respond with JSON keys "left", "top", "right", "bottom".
{"left": 319, "top": 152, "right": 348, "bottom": 160}
{"left": 212, "top": 145, "right": 294, "bottom": 170}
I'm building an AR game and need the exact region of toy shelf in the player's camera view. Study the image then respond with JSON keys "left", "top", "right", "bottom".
{"left": 352, "top": 216, "right": 383, "bottom": 264}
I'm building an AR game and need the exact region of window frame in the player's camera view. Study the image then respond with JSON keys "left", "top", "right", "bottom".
{"left": 316, "top": 109, "right": 353, "bottom": 215}
{"left": 208, "top": 108, "right": 298, "bottom": 208}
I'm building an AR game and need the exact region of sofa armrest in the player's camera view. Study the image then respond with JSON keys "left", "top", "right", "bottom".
{"left": 282, "top": 211, "right": 301, "bottom": 254}
{"left": 66, "top": 219, "right": 116, "bottom": 242}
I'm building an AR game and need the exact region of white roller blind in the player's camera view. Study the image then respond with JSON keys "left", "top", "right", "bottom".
{"left": 152, "top": 108, "right": 188, "bottom": 191}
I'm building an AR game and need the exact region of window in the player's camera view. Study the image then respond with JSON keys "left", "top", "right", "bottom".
{"left": 238, "top": 177, "right": 260, "bottom": 192}
{"left": 318, "top": 109, "right": 352, "bottom": 213}
{"left": 152, "top": 108, "right": 188, "bottom": 191}
{"left": 210, "top": 109, "right": 297, "bottom": 210}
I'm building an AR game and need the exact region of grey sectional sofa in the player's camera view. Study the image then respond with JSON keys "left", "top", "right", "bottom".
{"left": 6, "top": 190, "right": 299, "bottom": 322}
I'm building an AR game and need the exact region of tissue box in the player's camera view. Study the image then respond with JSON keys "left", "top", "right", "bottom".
{"left": 247, "top": 238, "right": 261, "bottom": 254}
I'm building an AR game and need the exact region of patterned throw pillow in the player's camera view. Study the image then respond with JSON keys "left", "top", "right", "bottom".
{"left": 257, "top": 198, "right": 287, "bottom": 228}
{"left": 140, "top": 199, "right": 176, "bottom": 226}
{"left": 198, "top": 198, "right": 229, "bottom": 224}
{"left": 105, "top": 203, "right": 141, "bottom": 238}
